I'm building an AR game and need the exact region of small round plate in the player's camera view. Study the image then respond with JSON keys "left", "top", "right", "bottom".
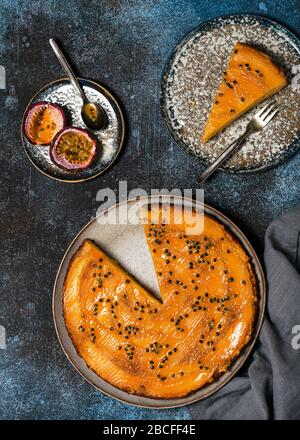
{"left": 21, "top": 78, "right": 125, "bottom": 182}
{"left": 53, "top": 195, "right": 266, "bottom": 408}
{"left": 162, "top": 14, "right": 300, "bottom": 172}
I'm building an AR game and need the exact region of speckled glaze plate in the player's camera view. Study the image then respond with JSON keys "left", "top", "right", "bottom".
{"left": 21, "top": 78, "right": 125, "bottom": 182}
{"left": 162, "top": 14, "right": 300, "bottom": 172}
{"left": 53, "top": 195, "right": 265, "bottom": 408}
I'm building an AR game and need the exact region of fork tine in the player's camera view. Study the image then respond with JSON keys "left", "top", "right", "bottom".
{"left": 256, "top": 101, "right": 276, "bottom": 118}
{"left": 263, "top": 107, "right": 279, "bottom": 124}
{"left": 262, "top": 103, "right": 278, "bottom": 121}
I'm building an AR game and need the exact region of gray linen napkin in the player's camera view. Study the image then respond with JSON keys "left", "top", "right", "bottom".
{"left": 188, "top": 207, "right": 300, "bottom": 420}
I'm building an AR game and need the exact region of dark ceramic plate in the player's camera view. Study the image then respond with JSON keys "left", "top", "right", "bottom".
{"left": 161, "top": 14, "right": 300, "bottom": 172}
{"left": 53, "top": 195, "right": 266, "bottom": 408}
{"left": 21, "top": 78, "right": 125, "bottom": 183}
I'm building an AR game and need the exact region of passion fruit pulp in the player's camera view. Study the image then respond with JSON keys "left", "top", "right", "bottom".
{"left": 50, "top": 127, "right": 97, "bottom": 171}
{"left": 24, "top": 101, "right": 66, "bottom": 145}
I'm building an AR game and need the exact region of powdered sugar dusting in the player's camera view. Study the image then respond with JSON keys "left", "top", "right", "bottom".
{"left": 162, "top": 15, "right": 300, "bottom": 171}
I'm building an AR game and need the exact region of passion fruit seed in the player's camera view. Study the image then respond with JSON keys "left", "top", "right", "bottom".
{"left": 50, "top": 127, "right": 97, "bottom": 170}
{"left": 56, "top": 133, "right": 94, "bottom": 164}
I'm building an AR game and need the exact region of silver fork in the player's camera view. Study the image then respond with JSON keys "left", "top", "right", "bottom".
{"left": 198, "top": 101, "right": 280, "bottom": 184}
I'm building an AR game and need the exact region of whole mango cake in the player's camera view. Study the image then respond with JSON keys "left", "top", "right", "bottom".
{"left": 63, "top": 205, "right": 257, "bottom": 398}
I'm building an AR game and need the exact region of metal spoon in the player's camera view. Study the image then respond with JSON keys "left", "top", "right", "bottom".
{"left": 49, "top": 38, "right": 107, "bottom": 131}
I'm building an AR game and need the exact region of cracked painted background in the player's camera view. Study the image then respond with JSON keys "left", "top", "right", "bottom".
{"left": 0, "top": 0, "right": 299, "bottom": 420}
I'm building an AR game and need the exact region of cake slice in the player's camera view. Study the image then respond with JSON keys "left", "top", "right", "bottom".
{"left": 202, "top": 42, "right": 287, "bottom": 142}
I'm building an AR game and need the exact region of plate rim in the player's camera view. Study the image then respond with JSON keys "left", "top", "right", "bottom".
{"left": 52, "top": 194, "right": 266, "bottom": 408}
{"left": 160, "top": 13, "right": 300, "bottom": 174}
{"left": 20, "top": 77, "right": 126, "bottom": 183}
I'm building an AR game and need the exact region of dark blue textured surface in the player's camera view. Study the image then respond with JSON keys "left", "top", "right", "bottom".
{"left": 0, "top": 0, "right": 299, "bottom": 420}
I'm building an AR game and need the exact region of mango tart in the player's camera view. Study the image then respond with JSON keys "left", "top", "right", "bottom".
{"left": 63, "top": 206, "right": 257, "bottom": 398}
{"left": 202, "top": 42, "right": 287, "bottom": 142}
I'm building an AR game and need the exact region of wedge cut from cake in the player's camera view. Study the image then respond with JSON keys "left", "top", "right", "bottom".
{"left": 202, "top": 42, "right": 287, "bottom": 142}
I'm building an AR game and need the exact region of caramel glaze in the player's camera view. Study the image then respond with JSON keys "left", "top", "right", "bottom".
{"left": 63, "top": 206, "right": 257, "bottom": 398}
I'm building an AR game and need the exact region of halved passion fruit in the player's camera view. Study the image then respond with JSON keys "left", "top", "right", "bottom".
{"left": 50, "top": 127, "right": 97, "bottom": 171}
{"left": 24, "top": 102, "right": 66, "bottom": 145}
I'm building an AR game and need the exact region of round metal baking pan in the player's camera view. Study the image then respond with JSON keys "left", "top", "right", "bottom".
{"left": 53, "top": 195, "right": 266, "bottom": 408}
